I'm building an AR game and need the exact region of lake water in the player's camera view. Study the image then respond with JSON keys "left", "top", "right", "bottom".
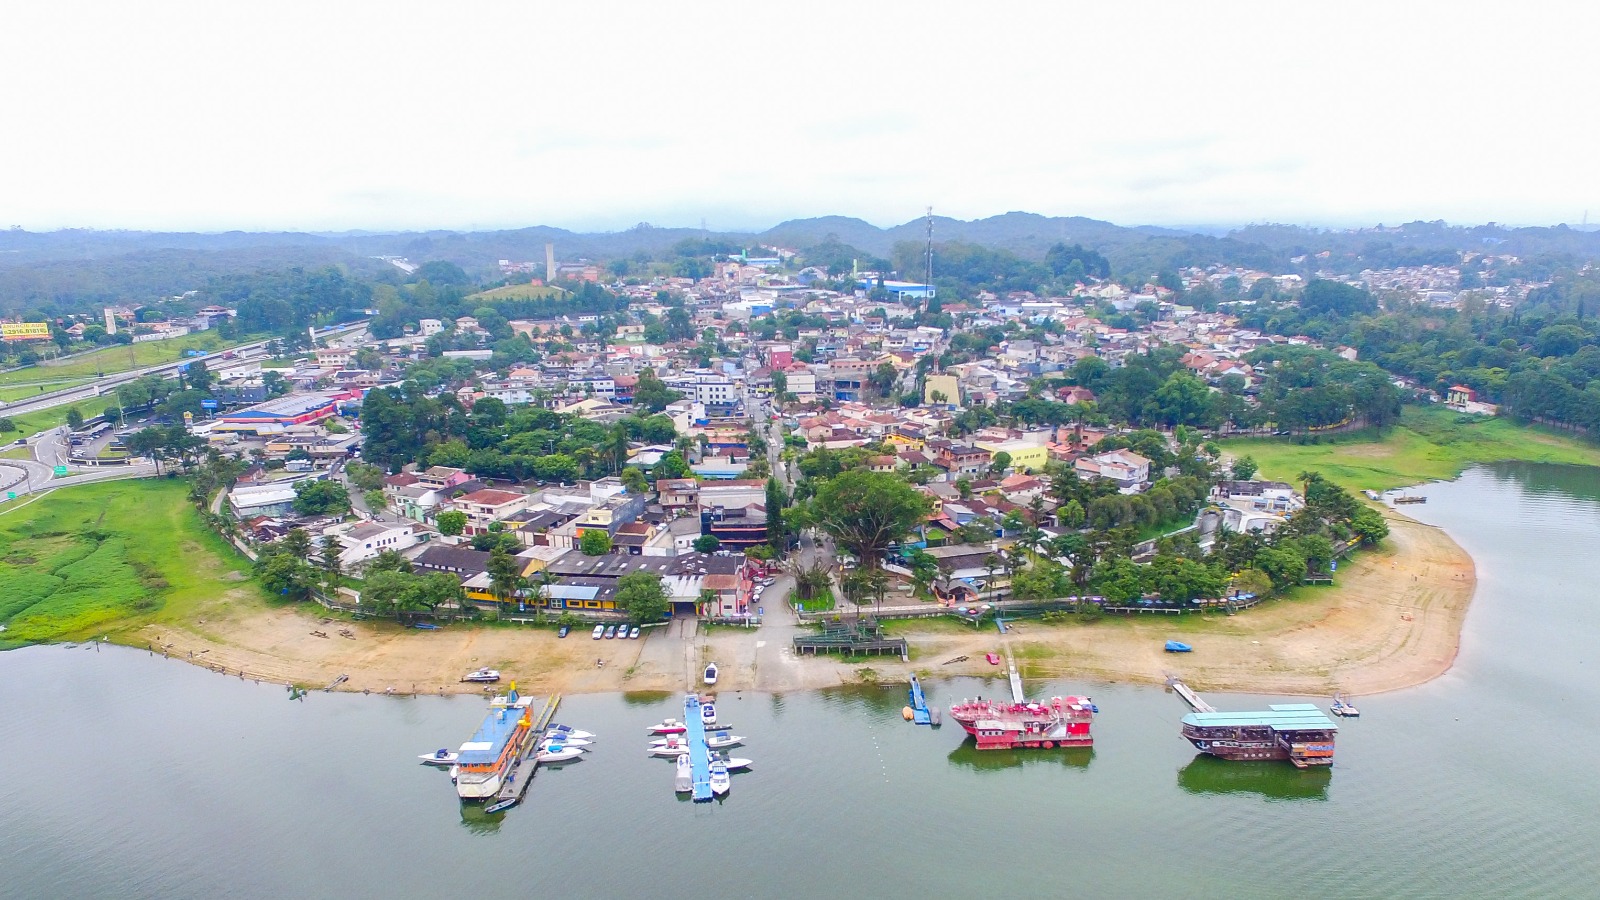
{"left": 5, "top": 463, "right": 1600, "bottom": 899}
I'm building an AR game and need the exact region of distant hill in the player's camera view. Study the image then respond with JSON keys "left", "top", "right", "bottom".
{"left": 6, "top": 212, "right": 1600, "bottom": 315}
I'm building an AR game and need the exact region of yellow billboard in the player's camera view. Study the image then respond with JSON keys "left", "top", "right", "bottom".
{"left": 0, "top": 322, "right": 51, "bottom": 341}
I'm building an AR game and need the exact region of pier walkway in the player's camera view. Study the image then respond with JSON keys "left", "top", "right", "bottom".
{"left": 1166, "top": 677, "right": 1216, "bottom": 713}
{"left": 684, "top": 694, "right": 712, "bottom": 802}
{"left": 1008, "top": 663, "right": 1025, "bottom": 703}
{"left": 491, "top": 694, "right": 561, "bottom": 810}
{"left": 908, "top": 675, "right": 932, "bottom": 725}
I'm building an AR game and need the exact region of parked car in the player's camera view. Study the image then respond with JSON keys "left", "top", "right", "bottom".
{"left": 558, "top": 625, "right": 571, "bottom": 638}
{"left": 591, "top": 625, "right": 605, "bottom": 639}
{"left": 604, "top": 625, "right": 618, "bottom": 639}
{"left": 629, "top": 626, "right": 641, "bottom": 639}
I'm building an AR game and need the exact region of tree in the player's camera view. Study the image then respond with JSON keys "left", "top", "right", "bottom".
{"left": 319, "top": 537, "right": 343, "bottom": 594}
{"left": 991, "top": 450, "right": 1012, "bottom": 477}
{"left": 257, "top": 552, "right": 318, "bottom": 600}
{"left": 693, "top": 534, "right": 721, "bottom": 553}
{"left": 614, "top": 571, "right": 669, "bottom": 623}
{"left": 1230, "top": 455, "right": 1259, "bottom": 481}
{"left": 65, "top": 408, "right": 84, "bottom": 430}
{"left": 621, "top": 466, "right": 649, "bottom": 495}
{"left": 765, "top": 478, "right": 787, "bottom": 552}
{"left": 292, "top": 479, "right": 351, "bottom": 516}
{"left": 1090, "top": 556, "right": 1143, "bottom": 603}
{"left": 280, "top": 528, "right": 313, "bottom": 560}
{"left": 632, "top": 369, "right": 682, "bottom": 413}
{"left": 808, "top": 470, "right": 932, "bottom": 573}
{"left": 345, "top": 460, "right": 386, "bottom": 493}
{"left": 487, "top": 546, "right": 524, "bottom": 606}
{"left": 0, "top": 417, "right": 14, "bottom": 433}
{"left": 435, "top": 510, "right": 467, "bottom": 536}
{"left": 1060, "top": 499, "right": 1086, "bottom": 529}
{"left": 579, "top": 529, "right": 613, "bottom": 556}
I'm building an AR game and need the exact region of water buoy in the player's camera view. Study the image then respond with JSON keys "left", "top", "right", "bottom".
{"left": 1043, "top": 741, "right": 1054, "bottom": 749}
{"left": 902, "top": 706, "right": 914, "bottom": 721}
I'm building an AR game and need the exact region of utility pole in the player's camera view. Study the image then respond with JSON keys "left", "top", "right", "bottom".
{"left": 924, "top": 206, "right": 934, "bottom": 309}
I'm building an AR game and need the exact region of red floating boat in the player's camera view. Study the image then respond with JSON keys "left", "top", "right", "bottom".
{"left": 948, "top": 696, "right": 1097, "bottom": 751}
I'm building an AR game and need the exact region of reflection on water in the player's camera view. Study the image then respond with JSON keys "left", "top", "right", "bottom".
{"left": 947, "top": 742, "right": 1094, "bottom": 773}
{"left": 621, "top": 690, "right": 673, "bottom": 707}
{"left": 457, "top": 807, "right": 506, "bottom": 834}
{"left": 1176, "top": 756, "right": 1330, "bottom": 801}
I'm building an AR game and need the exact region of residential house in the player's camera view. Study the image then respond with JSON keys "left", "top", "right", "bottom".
{"left": 1074, "top": 449, "right": 1151, "bottom": 491}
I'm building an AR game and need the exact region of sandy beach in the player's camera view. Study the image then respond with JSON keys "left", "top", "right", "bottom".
{"left": 127, "top": 508, "right": 1472, "bottom": 700}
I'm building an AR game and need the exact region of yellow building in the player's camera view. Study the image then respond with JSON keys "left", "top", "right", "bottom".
{"left": 974, "top": 440, "right": 1049, "bottom": 474}
{"left": 924, "top": 374, "right": 960, "bottom": 407}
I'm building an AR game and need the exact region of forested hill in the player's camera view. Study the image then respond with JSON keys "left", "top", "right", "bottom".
{"left": 5, "top": 214, "right": 1600, "bottom": 315}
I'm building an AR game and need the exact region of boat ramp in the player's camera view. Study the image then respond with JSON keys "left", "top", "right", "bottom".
{"left": 907, "top": 675, "right": 934, "bottom": 725}
{"left": 1165, "top": 676, "right": 1217, "bottom": 713}
{"left": 487, "top": 694, "right": 562, "bottom": 813}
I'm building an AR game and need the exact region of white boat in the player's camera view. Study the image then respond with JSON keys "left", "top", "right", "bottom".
{"left": 649, "top": 739, "right": 691, "bottom": 757}
{"left": 703, "top": 662, "right": 719, "bottom": 685}
{"left": 704, "top": 732, "right": 744, "bottom": 750}
{"left": 718, "top": 756, "right": 752, "bottom": 771}
{"left": 701, "top": 702, "right": 717, "bottom": 724}
{"left": 546, "top": 725, "right": 595, "bottom": 740}
{"left": 673, "top": 753, "right": 692, "bottom": 792}
{"left": 461, "top": 667, "right": 501, "bottom": 683}
{"left": 537, "top": 746, "right": 585, "bottom": 763}
{"left": 419, "top": 748, "right": 459, "bottom": 765}
{"left": 648, "top": 718, "right": 686, "bottom": 735}
{"left": 709, "top": 759, "right": 730, "bottom": 796}
{"left": 540, "top": 736, "right": 591, "bottom": 749}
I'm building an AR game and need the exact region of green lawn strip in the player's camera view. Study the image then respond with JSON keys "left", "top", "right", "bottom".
{"left": 1220, "top": 405, "right": 1600, "bottom": 492}
{"left": 0, "top": 332, "right": 246, "bottom": 387}
{"left": 0, "top": 479, "right": 258, "bottom": 642}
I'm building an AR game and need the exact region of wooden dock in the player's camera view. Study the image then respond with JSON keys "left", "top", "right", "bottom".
{"left": 1166, "top": 677, "right": 1216, "bottom": 713}
{"left": 489, "top": 694, "right": 562, "bottom": 811}
{"left": 1007, "top": 662, "right": 1025, "bottom": 703}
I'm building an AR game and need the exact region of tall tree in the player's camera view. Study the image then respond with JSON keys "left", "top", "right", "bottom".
{"left": 808, "top": 470, "right": 932, "bottom": 573}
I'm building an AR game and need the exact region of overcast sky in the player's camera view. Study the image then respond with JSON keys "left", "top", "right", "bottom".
{"left": 5, "top": 1, "right": 1597, "bottom": 233}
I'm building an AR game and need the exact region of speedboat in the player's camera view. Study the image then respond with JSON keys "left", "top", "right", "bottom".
{"left": 709, "top": 759, "right": 730, "bottom": 796}
{"left": 717, "top": 755, "right": 752, "bottom": 771}
{"left": 419, "top": 748, "right": 459, "bottom": 765}
{"left": 704, "top": 732, "right": 744, "bottom": 749}
{"left": 701, "top": 702, "right": 717, "bottom": 724}
{"left": 540, "top": 736, "right": 591, "bottom": 749}
{"left": 1164, "top": 640, "right": 1193, "bottom": 653}
{"left": 537, "top": 745, "right": 585, "bottom": 763}
{"left": 674, "top": 753, "right": 692, "bottom": 792}
{"left": 648, "top": 718, "right": 686, "bottom": 735}
{"left": 1331, "top": 693, "right": 1361, "bottom": 717}
{"left": 461, "top": 667, "right": 501, "bottom": 683}
{"left": 703, "top": 662, "right": 719, "bottom": 685}
{"left": 546, "top": 724, "right": 595, "bottom": 740}
{"left": 649, "top": 739, "right": 690, "bottom": 757}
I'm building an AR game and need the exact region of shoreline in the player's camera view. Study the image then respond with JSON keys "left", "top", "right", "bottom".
{"left": 110, "top": 507, "right": 1474, "bottom": 701}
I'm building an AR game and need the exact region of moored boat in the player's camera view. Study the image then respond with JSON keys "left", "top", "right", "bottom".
{"left": 717, "top": 755, "right": 753, "bottom": 771}
{"left": 1165, "top": 640, "right": 1193, "bottom": 653}
{"left": 648, "top": 718, "right": 686, "bottom": 735}
{"left": 461, "top": 667, "right": 501, "bottom": 683}
{"left": 536, "top": 745, "right": 585, "bottom": 763}
{"left": 455, "top": 687, "right": 536, "bottom": 800}
{"left": 1181, "top": 704, "right": 1338, "bottom": 768}
{"left": 709, "top": 759, "right": 731, "bottom": 796}
{"left": 703, "top": 731, "right": 744, "bottom": 750}
{"left": 701, "top": 701, "right": 717, "bottom": 724}
{"left": 547, "top": 724, "right": 595, "bottom": 740}
{"left": 419, "top": 748, "right": 459, "bottom": 765}
{"left": 1330, "top": 693, "right": 1361, "bottom": 718}
{"left": 673, "top": 753, "right": 693, "bottom": 792}
{"left": 649, "top": 738, "right": 691, "bottom": 757}
{"left": 948, "top": 696, "right": 1096, "bottom": 751}
{"left": 704, "top": 662, "right": 719, "bottom": 685}
{"left": 540, "top": 736, "right": 591, "bottom": 749}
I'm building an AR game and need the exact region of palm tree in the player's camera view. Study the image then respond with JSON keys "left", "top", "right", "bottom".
{"left": 983, "top": 553, "right": 1001, "bottom": 601}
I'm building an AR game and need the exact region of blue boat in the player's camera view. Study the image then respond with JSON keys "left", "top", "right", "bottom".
{"left": 414, "top": 623, "right": 441, "bottom": 630}
{"left": 1165, "top": 640, "right": 1193, "bottom": 653}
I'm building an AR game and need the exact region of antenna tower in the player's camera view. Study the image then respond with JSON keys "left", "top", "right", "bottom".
{"left": 923, "top": 206, "right": 934, "bottom": 307}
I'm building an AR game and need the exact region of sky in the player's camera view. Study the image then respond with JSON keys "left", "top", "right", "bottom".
{"left": 5, "top": 1, "right": 1598, "bottom": 233}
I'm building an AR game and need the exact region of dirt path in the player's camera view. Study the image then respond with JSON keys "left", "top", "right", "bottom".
{"left": 124, "top": 510, "right": 1472, "bottom": 700}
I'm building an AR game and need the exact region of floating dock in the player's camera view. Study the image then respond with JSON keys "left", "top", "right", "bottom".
{"left": 489, "top": 693, "right": 561, "bottom": 811}
{"left": 684, "top": 694, "right": 713, "bottom": 802}
{"left": 908, "top": 675, "right": 932, "bottom": 725}
{"left": 1008, "top": 662, "right": 1025, "bottom": 703}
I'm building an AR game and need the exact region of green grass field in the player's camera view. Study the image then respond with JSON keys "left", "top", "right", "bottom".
{"left": 467, "top": 283, "right": 565, "bottom": 303}
{"left": 0, "top": 396, "right": 117, "bottom": 443}
{"left": 1220, "top": 405, "right": 1600, "bottom": 492}
{"left": 0, "top": 479, "right": 257, "bottom": 645}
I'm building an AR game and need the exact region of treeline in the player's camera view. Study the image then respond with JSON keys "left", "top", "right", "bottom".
{"left": 1239, "top": 274, "right": 1600, "bottom": 433}
{"left": 360, "top": 388, "right": 684, "bottom": 483}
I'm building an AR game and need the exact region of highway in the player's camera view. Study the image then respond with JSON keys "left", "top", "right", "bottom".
{"left": 0, "top": 320, "right": 368, "bottom": 419}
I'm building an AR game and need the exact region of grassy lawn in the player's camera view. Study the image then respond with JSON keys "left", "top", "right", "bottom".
{"left": 0, "top": 479, "right": 258, "bottom": 645}
{"left": 1220, "top": 405, "right": 1600, "bottom": 492}
{"left": 0, "top": 380, "right": 95, "bottom": 402}
{"left": 0, "top": 331, "right": 247, "bottom": 387}
{"left": 467, "top": 284, "right": 565, "bottom": 303}
{"left": 0, "top": 397, "right": 115, "bottom": 442}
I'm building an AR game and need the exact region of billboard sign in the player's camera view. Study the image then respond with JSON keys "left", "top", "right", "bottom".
{"left": 201, "top": 399, "right": 218, "bottom": 410}
{"left": 0, "top": 322, "right": 51, "bottom": 341}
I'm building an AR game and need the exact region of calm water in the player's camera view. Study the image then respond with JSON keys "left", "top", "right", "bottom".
{"left": 6, "top": 463, "right": 1600, "bottom": 899}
